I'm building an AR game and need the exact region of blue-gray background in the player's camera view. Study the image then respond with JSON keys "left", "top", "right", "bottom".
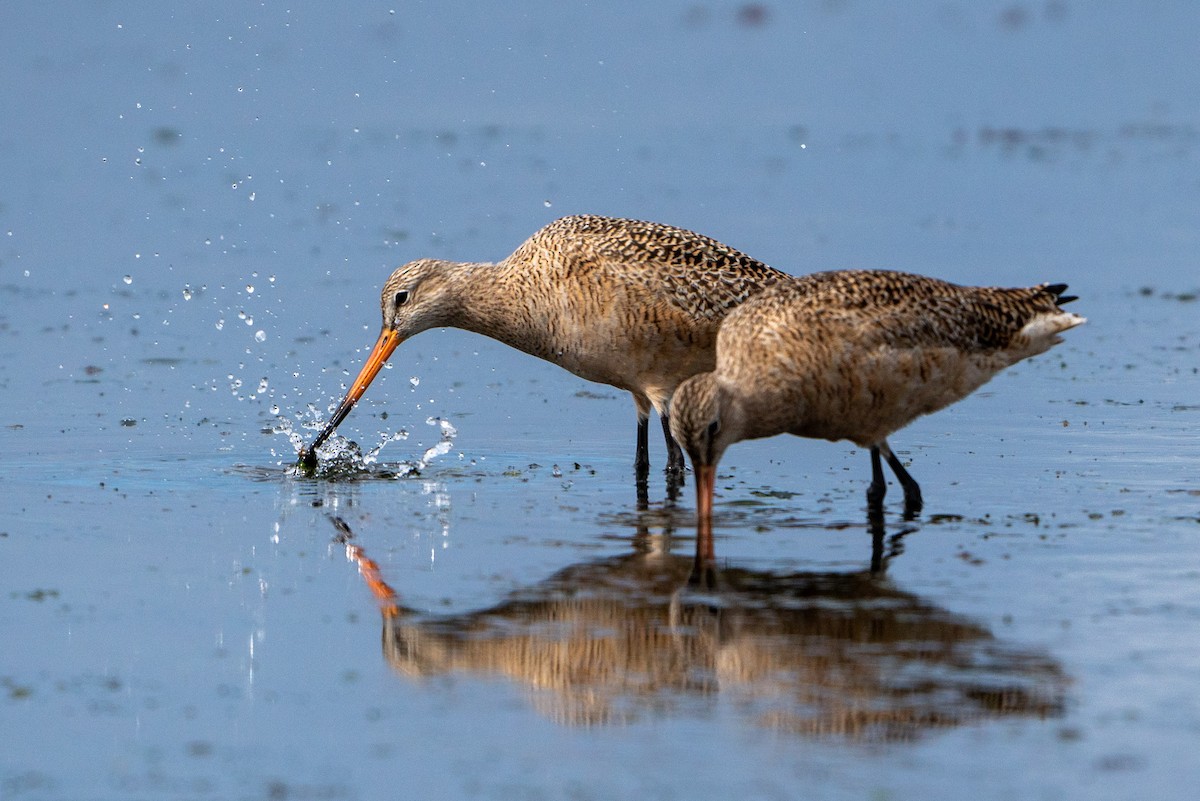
{"left": 2, "top": 3, "right": 1198, "bottom": 799}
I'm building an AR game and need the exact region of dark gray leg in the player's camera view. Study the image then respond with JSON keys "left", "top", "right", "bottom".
{"left": 635, "top": 416, "right": 650, "bottom": 479}
{"left": 660, "top": 413, "right": 686, "bottom": 474}
{"left": 879, "top": 440, "right": 922, "bottom": 516}
{"left": 867, "top": 446, "right": 887, "bottom": 510}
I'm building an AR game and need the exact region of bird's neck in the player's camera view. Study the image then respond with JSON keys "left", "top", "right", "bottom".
{"left": 443, "top": 260, "right": 543, "bottom": 354}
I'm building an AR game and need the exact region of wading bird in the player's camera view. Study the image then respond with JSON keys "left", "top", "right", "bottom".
{"left": 668, "top": 269, "right": 1084, "bottom": 556}
{"left": 299, "top": 215, "right": 788, "bottom": 478}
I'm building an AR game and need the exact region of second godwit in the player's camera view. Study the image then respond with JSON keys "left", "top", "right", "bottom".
{"left": 299, "top": 215, "right": 788, "bottom": 476}
{"left": 668, "top": 270, "right": 1085, "bottom": 533}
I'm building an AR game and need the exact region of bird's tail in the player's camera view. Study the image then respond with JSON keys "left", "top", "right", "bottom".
{"left": 1017, "top": 282, "right": 1086, "bottom": 353}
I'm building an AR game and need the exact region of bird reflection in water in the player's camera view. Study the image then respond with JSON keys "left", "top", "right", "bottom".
{"left": 333, "top": 513, "right": 1067, "bottom": 740}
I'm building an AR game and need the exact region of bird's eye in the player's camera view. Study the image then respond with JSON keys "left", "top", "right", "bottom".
{"left": 706, "top": 419, "right": 721, "bottom": 439}
{"left": 394, "top": 290, "right": 410, "bottom": 307}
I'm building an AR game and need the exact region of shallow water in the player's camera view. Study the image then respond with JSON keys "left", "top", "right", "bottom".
{"left": 3, "top": 2, "right": 1200, "bottom": 799}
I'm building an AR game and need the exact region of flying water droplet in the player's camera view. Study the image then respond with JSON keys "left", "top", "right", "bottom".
{"left": 123, "top": 275, "right": 133, "bottom": 285}
{"left": 255, "top": 330, "right": 266, "bottom": 342}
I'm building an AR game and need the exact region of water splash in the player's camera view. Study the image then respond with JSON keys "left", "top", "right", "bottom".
{"left": 362, "top": 428, "right": 410, "bottom": 466}
{"left": 277, "top": 411, "right": 457, "bottom": 480}
{"left": 418, "top": 416, "right": 458, "bottom": 468}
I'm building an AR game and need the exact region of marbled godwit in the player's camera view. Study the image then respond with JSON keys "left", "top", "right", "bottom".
{"left": 300, "top": 215, "right": 788, "bottom": 476}
{"left": 669, "top": 270, "right": 1085, "bottom": 530}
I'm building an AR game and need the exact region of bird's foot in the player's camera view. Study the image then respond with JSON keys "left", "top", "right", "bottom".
{"left": 866, "top": 481, "right": 887, "bottom": 511}
{"left": 634, "top": 457, "right": 651, "bottom": 484}
{"left": 901, "top": 490, "right": 923, "bottom": 520}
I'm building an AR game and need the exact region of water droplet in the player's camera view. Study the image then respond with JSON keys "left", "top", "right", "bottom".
{"left": 215, "top": 319, "right": 224, "bottom": 331}
{"left": 257, "top": 378, "right": 269, "bottom": 394}
{"left": 270, "top": 404, "right": 280, "bottom": 415}
{"left": 244, "top": 315, "right": 254, "bottom": 326}
{"left": 245, "top": 284, "right": 255, "bottom": 294}
{"left": 123, "top": 275, "right": 133, "bottom": 285}
{"left": 255, "top": 330, "right": 266, "bottom": 342}
{"left": 182, "top": 286, "right": 193, "bottom": 301}
{"left": 409, "top": 376, "right": 420, "bottom": 388}
{"left": 543, "top": 200, "right": 552, "bottom": 208}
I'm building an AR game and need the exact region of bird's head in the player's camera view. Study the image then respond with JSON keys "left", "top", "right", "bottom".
{"left": 669, "top": 372, "right": 737, "bottom": 524}
{"left": 669, "top": 373, "right": 732, "bottom": 470}
{"left": 299, "top": 258, "right": 461, "bottom": 463}
{"left": 379, "top": 258, "right": 464, "bottom": 335}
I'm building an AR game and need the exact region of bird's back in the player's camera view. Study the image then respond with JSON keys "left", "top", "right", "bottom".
{"left": 510, "top": 215, "right": 789, "bottom": 320}
{"left": 722, "top": 269, "right": 1081, "bottom": 355}
{"left": 715, "top": 270, "right": 1084, "bottom": 445}
{"left": 496, "top": 215, "right": 790, "bottom": 408}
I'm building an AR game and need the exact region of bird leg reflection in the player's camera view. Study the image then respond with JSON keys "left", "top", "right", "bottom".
{"left": 636, "top": 444, "right": 687, "bottom": 510}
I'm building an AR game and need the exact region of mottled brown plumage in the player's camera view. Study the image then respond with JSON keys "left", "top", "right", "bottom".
{"left": 301, "top": 215, "right": 789, "bottom": 474}
{"left": 669, "top": 270, "right": 1085, "bottom": 523}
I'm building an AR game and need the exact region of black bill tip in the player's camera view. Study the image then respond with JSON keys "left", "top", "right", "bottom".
{"left": 297, "top": 446, "right": 319, "bottom": 476}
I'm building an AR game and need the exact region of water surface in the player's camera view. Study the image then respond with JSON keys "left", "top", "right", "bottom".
{"left": 2, "top": 2, "right": 1199, "bottom": 799}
